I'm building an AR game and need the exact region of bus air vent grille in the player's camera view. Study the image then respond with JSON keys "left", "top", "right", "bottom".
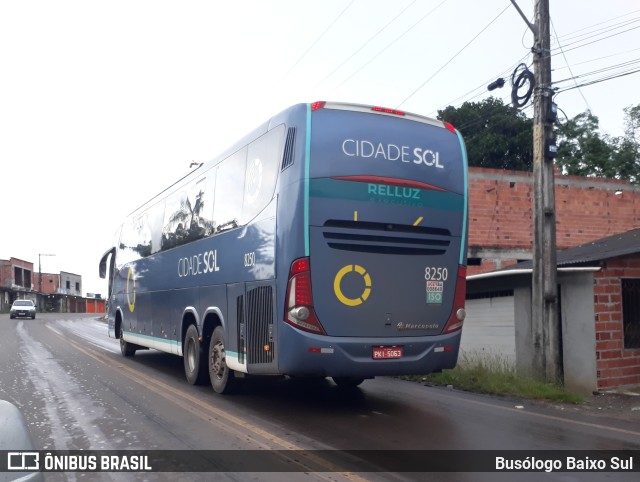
{"left": 322, "top": 220, "right": 451, "bottom": 256}
{"left": 237, "top": 295, "right": 245, "bottom": 364}
{"left": 246, "top": 285, "right": 275, "bottom": 364}
{"left": 281, "top": 127, "right": 296, "bottom": 171}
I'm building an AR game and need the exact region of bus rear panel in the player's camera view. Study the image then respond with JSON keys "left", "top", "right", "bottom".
{"left": 278, "top": 102, "right": 468, "bottom": 379}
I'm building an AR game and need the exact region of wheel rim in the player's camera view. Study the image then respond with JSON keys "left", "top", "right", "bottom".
{"left": 119, "top": 328, "right": 125, "bottom": 351}
{"left": 211, "top": 340, "right": 226, "bottom": 380}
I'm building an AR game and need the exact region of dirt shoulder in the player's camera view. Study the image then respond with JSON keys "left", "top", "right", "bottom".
{"left": 537, "top": 389, "right": 640, "bottom": 422}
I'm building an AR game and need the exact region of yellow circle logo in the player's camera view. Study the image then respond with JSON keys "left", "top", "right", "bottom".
{"left": 333, "top": 264, "right": 372, "bottom": 306}
{"left": 126, "top": 267, "right": 136, "bottom": 312}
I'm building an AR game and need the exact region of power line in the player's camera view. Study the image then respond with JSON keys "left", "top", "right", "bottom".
{"left": 554, "top": 16, "right": 640, "bottom": 47}
{"left": 555, "top": 66, "right": 640, "bottom": 94}
{"left": 397, "top": 2, "right": 511, "bottom": 109}
{"left": 284, "top": 0, "right": 356, "bottom": 77}
{"left": 559, "top": 8, "right": 640, "bottom": 36}
{"left": 449, "top": 95, "right": 532, "bottom": 133}
{"left": 431, "top": 10, "right": 640, "bottom": 119}
{"left": 455, "top": 65, "right": 640, "bottom": 125}
{"left": 553, "top": 11, "right": 640, "bottom": 44}
{"left": 330, "top": 0, "right": 450, "bottom": 92}
{"left": 550, "top": 24, "right": 640, "bottom": 57}
{"left": 432, "top": 8, "right": 639, "bottom": 138}
{"left": 427, "top": 52, "right": 532, "bottom": 117}
{"left": 552, "top": 46, "right": 640, "bottom": 72}
{"left": 315, "top": 0, "right": 418, "bottom": 89}
{"left": 553, "top": 58, "right": 640, "bottom": 85}
{"left": 550, "top": 18, "right": 590, "bottom": 111}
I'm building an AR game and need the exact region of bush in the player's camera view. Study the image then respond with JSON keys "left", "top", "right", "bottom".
{"left": 405, "top": 351, "right": 583, "bottom": 404}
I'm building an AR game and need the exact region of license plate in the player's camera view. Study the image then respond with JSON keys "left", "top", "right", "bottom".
{"left": 372, "top": 346, "right": 403, "bottom": 359}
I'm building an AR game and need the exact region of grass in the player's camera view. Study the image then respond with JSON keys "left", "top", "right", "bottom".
{"left": 404, "top": 351, "right": 584, "bottom": 405}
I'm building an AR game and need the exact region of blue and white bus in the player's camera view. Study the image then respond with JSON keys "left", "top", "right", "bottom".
{"left": 99, "top": 101, "right": 468, "bottom": 393}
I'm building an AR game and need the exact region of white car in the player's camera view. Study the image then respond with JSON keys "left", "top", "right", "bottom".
{"left": 10, "top": 299, "right": 36, "bottom": 319}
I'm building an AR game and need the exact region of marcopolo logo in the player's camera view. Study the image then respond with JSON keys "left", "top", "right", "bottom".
{"left": 341, "top": 139, "right": 444, "bottom": 169}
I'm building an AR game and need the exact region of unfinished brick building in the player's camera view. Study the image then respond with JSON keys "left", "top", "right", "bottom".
{"left": 464, "top": 167, "right": 640, "bottom": 391}
{"left": 467, "top": 167, "right": 640, "bottom": 275}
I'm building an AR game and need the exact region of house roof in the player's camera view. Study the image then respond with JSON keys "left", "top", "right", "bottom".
{"left": 555, "top": 227, "right": 640, "bottom": 266}
{"left": 468, "top": 228, "right": 640, "bottom": 282}
{"left": 508, "top": 228, "right": 640, "bottom": 270}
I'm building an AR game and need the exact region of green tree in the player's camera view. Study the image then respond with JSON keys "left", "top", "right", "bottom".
{"left": 437, "top": 97, "right": 533, "bottom": 171}
{"left": 556, "top": 105, "right": 640, "bottom": 184}
{"left": 613, "top": 105, "right": 640, "bottom": 183}
{"left": 555, "top": 111, "right": 614, "bottom": 178}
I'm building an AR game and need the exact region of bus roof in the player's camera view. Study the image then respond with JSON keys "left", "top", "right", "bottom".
{"left": 126, "top": 101, "right": 454, "bottom": 217}
{"left": 312, "top": 101, "right": 451, "bottom": 130}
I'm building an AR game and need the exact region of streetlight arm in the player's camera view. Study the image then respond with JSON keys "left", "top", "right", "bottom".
{"left": 510, "top": 0, "right": 537, "bottom": 36}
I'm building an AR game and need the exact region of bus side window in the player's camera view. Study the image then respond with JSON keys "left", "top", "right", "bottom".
{"left": 162, "top": 191, "right": 189, "bottom": 250}
{"left": 213, "top": 147, "right": 247, "bottom": 231}
{"left": 190, "top": 174, "right": 216, "bottom": 239}
{"left": 118, "top": 217, "right": 144, "bottom": 266}
{"left": 241, "top": 124, "right": 285, "bottom": 224}
{"left": 147, "top": 200, "right": 165, "bottom": 255}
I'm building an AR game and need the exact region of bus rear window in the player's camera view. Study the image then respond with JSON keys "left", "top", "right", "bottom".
{"left": 310, "top": 109, "right": 465, "bottom": 194}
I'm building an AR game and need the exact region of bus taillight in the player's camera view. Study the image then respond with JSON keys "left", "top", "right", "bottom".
{"left": 372, "top": 106, "right": 405, "bottom": 116}
{"left": 285, "top": 258, "right": 326, "bottom": 335}
{"left": 443, "top": 121, "right": 457, "bottom": 133}
{"left": 442, "top": 266, "right": 467, "bottom": 334}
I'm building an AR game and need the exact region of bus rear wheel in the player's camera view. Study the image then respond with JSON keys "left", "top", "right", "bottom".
{"left": 119, "top": 326, "right": 136, "bottom": 357}
{"left": 209, "top": 326, "right": 235, "bottom": 394}
{"left": 184, "top": 324, "right": 208, "bottom": 385}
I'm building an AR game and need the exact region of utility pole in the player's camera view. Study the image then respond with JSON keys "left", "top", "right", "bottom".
{"left": 38, "top": 253, "right": 56, "bottom": 293}
{"left": 511, "top": 0, "right": 559, "bottom": 381}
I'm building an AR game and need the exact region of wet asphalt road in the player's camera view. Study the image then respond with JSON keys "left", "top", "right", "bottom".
{"left": 1, "top": 313, "right": 639, "bottom": 482}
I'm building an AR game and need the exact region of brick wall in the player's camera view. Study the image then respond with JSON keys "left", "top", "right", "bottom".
{"left": 468, "top": 168, "right": 640, "bottom": 274}
{"left": 0, "top": 258, "right": 35, "bottom": 289}
{"left": 469, "top": 169, "right": 533, "bottom": 250}
{"left": 0, "top": 260, "right": 12, "bottom": 288}
{"left": 38, "top": 273, "right": 60, "bottom": 294}
{"left": 593, "top": 254, "right": 640, "bottom": 389}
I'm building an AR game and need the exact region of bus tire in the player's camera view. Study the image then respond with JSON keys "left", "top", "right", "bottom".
{"left": 120, "top": 326, "right": 136, "bottom": 357}
{"left": 183, "top": 324, "right": 208, "bottom": 385}
{"left": 209, "top": 326, "right": 235, "bottom": 394}
{"left": 332, "top": 377, "right": 365, "bottom": 388}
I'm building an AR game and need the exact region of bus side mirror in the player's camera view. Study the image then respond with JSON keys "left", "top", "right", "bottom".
{"left": 99, "top": 247, "right": 115, "bottom": 279}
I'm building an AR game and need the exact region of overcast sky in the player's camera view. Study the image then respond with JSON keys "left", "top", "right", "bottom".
{"left": 1, "top": 0, "right": 638, "bottom": 295}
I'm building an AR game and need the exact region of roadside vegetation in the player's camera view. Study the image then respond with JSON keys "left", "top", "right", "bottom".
{"left": 438, "top": 98, "right": 639, "bottom": 184}
{"left": 405, "top": 351, "right": 584, "bottom": 405}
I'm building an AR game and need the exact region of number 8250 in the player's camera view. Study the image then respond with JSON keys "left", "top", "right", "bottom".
{"left": 424, "top": 267, "right": 448, "bottom": 281}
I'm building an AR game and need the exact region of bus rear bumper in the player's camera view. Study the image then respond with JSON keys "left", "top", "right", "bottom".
{"left": 278, "top": 324, "right": 462, "bottom": 378}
